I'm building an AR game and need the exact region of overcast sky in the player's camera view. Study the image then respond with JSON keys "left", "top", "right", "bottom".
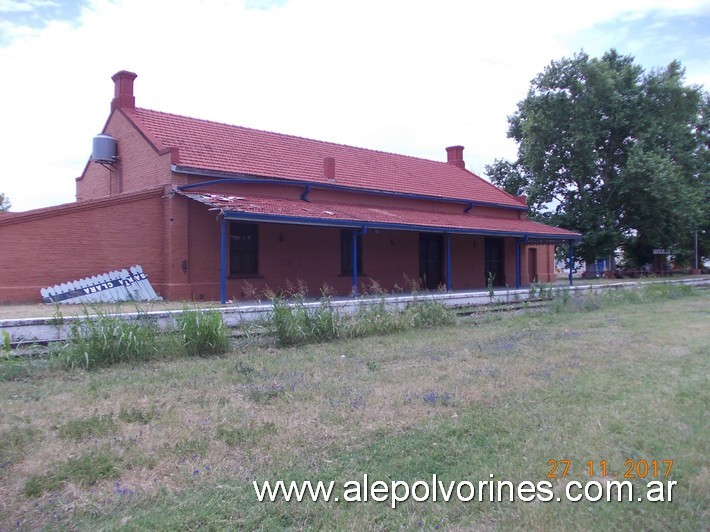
{"left": 1, "top": 0, "right": 709, "bottom": 212}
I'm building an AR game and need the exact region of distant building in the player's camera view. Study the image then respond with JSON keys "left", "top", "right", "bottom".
{"left": 0, "top": 71, "right": 580, "bottom": 303}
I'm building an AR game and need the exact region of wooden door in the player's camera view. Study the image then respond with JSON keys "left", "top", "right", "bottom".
{"left": 419, "top": 233, "right": 443, "bottom": 290}
{"left": 528, "top": 248, "right": 538, "bottom": 283}
{"left": 484, "top": 237, "right": 505, "bottom": 287}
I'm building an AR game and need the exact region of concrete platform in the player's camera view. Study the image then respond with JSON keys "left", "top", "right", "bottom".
{"left": 2, "top": 277, "right": 708, "bottom": 346}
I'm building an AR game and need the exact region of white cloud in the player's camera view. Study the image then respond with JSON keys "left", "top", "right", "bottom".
{"left": 0, "top": 0, "right": 59, "bottom": 13}
{"left": 0, "top": 0, "right": 708, "bottom": 211}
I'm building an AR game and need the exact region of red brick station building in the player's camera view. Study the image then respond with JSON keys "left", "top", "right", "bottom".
{"left": 0, "top": 71, "right": 581, "bottom": 304}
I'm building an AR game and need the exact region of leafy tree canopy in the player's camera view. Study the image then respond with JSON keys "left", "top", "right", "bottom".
{"left": 0, "top": 192, "right": 10, "bottom": 212}
{"left": 487, "top": 50, "right": 709, "bottom": 266}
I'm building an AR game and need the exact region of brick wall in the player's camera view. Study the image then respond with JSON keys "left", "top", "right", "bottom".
{"left": 76, "top": 110, "right": 172, "bottom": 202}
{"left": 162, "top": 190, "right": 191, "bottom": 300}
{"left": 450, "top": 234, "right": 485, "bottom": 289}
{"left": 0, "top": 189, "right": 167, "bottom": 303}
{"left": 521, "top": 244, "right": 557, "bottom": 284}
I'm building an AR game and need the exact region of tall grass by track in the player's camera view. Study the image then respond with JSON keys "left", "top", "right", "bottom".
{"left": 58, "top": 309, "right": 160, "bottom": 369}
{"left": 176, "top": 307, "right": 231, "bottom": 357}
{"left": 44, "top": 294, "right": 457, "bottom": 368}
{"left": 55, "top": 306, "right": 231, "bottom": 370}
{"left": 271, "top": 295, "right": 455, "bottom": 347}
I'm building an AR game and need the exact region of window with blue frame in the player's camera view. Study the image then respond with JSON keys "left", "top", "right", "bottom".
{"left": 340, "top": 229, "right": 362, "bottom": 275}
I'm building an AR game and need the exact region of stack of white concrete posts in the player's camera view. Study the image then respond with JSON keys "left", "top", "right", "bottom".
{"left": 40, "top": 266, "right": 159, "bottom": 304}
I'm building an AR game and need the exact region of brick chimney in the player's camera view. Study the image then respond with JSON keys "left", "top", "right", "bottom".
{"left": 446, "top": 145, "right": 465, "bottom": 169}
{"left": 516, "top": 195, "right": 527, "bottom": 206}
{"left": 324, "top": 157, "right": 336, "bottom": 180}
{"left": 111, "top": 71, "right": 137, "bottom": 111}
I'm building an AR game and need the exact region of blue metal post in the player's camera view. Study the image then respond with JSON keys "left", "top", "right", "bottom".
{"left": 351, "top": 227, "right": 368, "bottom": 297}
{"left": 515, "top": 239, "right": 521, "bottom": 289}
{"left": 352, "top": 228, "right": 358, "bottom": 297}
{"left": 568, "top": 240, "right": 574, "bottom": 287}
{"left": 220, "top": 218, "right": 227, "bottom": 304}
{"left": 445, "top": 233, "right": 451, "bottom": 291}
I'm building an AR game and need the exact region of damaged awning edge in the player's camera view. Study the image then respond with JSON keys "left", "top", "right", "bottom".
{"left": 180, "top": 191, "right": 581, "bottom": 243}
{"left": 219, "top": 210, "right": 580, "bottom": 243}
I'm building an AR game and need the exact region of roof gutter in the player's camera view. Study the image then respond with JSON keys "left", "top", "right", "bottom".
{"left": 172, "top": 166, "right": 529, "bottom": 212}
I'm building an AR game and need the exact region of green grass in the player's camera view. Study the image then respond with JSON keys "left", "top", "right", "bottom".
{"left": 57, "top": 415, "right": 117, "bottom": 441}
{"left": 0, "top": 357, "right": 32, "bottom": 381}
{"left": 217, "top": 422, "right": 277, "bottom": 447}
{"left": 57, "top": 309, "right": 161, "bottom": 369}
{"left": 23, "top": 449, "right": 120, "bottom": 497}
{"left": 0, "top": 426, "right": 37, "bottom": 465}
{"left": 52, "top": 306, "right": 232, "bottom": 370}
{"left": 118, "top": 406, "right": 158, "bottom": 424}
{"left": 0, "top": 286, "right": 707, "bottom": 529}
{"left": 176, "top": 307, "right": 231, "bottom": 357}
{"left": 270, "top": 295, "right": 455, "bottom": 346}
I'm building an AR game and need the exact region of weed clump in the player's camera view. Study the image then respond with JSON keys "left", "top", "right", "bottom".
{"left": 176, "top": 308, "right": 230, "bottom": 357}
{"left": 545, "top": 282, "right": 695, "bottom": 314}
{"left": 247, "top": 383, "right": 286, "bottom": 402}
{"left": 24, "top": 449, "right": 120, "bottom": 497}
{"left": 55, "top": 306, "right": 230, "bottom": 370}
{"left": 0, "top": 426, "right": 37, "bottom": 465}
{"left": 0, "top": 358, "right": 31, "bottom": 381}
{"left": 405, "top": 298, "right": 455, "bottom": 328}
{"left": 118, "top": 406, "right": 157, "bottom": 424}
{"left": 269, "top": 294, "right": 455, "bottom": 347}
{"left": 270, "top": 295, "right": 345, "bottom": 346}
{"left": 217, "top": 422, "right": 277, "bottom": 446}
{"left": 58, "top": 415, "right": 117, "bottom": 441}
{"left": 59, "top": 310, "right": 159, "bottom": 370}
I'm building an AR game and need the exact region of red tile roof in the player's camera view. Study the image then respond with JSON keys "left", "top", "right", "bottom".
{"left": 179, "top": 191, "right": 580, "bottom": 239}
{"left": 125, "top": 108, "right": 526, "bottom": 209}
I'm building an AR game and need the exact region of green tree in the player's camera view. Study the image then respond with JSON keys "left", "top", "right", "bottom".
{"left": 487, "top": 50, "right": 709, "bottom": 266}
{"left": 0, "top": 192, "right": 10, "bottom": 212}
